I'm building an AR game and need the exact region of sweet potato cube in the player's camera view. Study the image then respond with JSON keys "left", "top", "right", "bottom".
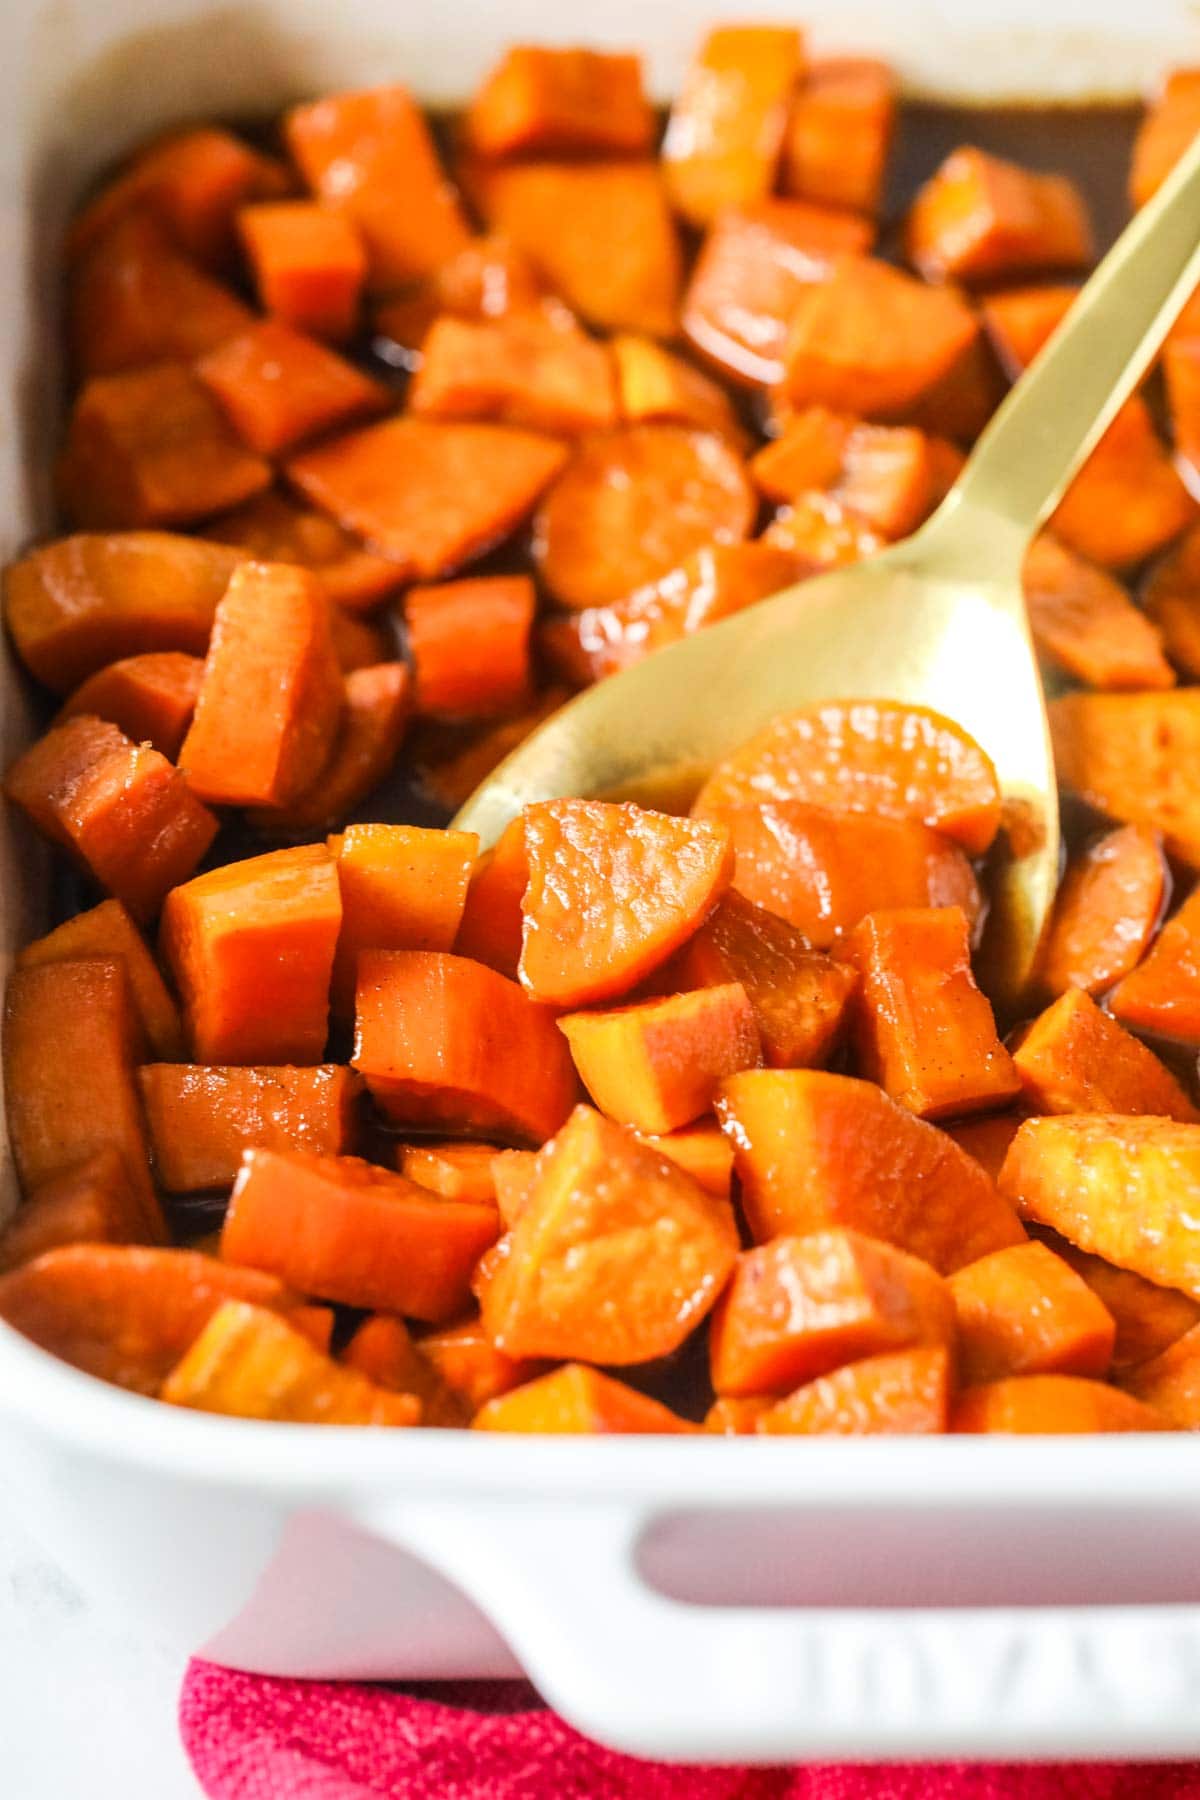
{"left": 943, "top": 1113, "right": 1028, "bottom": 1185}
{"left": 0, "top": 1147, "right": 159, "bottom": 1273}
{"left": 519, "top": 799, "right": 734, "bottom": 1006}
{"left": 405, "top": 576, "right": 534, "bottom": 719}
{"left": 249, "top": 661, "right": 411, "bottom": 836}
{"left": 410, "top": 312, "right": 617, "bottom": 437}
{"left": 352, "top": 949, "right": 577, "bottom": 1143}
{"left": 1118, "top": 1322, "right": 1200, "bottom": 1427}
{"left": 197, "top": 319, "right": 388, "bottom": 456}
{"left": 1013, "top": 989, "right": 1198, "bottom": 1121}
{"left": 782, "top": 57, "right": 896, "bottom": 217}
{"left": 287, "top": 415, "right": 567, "bottom": 578}
{"left": 1143, "top": 520, "right": 1200, "bottom": 677}
{"left": 634, "top": 1123, "right": 735, "bottom": 1198}
{"left": 163, "top": 1300, "right": 420, "bottom": 1425}
{"left": 329, "top": 823, "right": 477, "bottom": 1014}
{"left": 398, "top": 1143, "right": 501, "bottom": 1206}
{"left": 761, "top": 495, "right": 885, "bottom": 572}
{"left": 560, "top": 983, "right": 761, "bottom": 1135}
{"left": 1051, "top": 398, "right": 1195, "bottom": 570}
{"left": 1109, "top": 888, "right": 1200, "bottom": 1044}
{"left": 419, "top": 1314, "right": 542, "bottom": 1412}
{"left": 952, "top": 1374, "right": 1164, "bottom": 1434}
{"left": 705, "top": 1396, "right": 773, "bottom": 1434}
{"left": 238, "top": 201, "right": 367, "bottom": 342}
{"left": 1047, "top": 1235, "right": 1200, "bottom": 1374}
{"left": 59, "top": 651, "right": 204, "bottom": 759}
{"left": 1131, "top": 68, "right": 1200, "bottom": 208}
{"left": 489, "top": 1149, "right": 540, "bottom": 1227}
{"left": 454, "top": 818, "right": 528, "bottom": 979}
{"left": 5, "top": 715, "right": 217, "bottom": 920}
{"left": 179, "top": 561, "right": 343, "bottom": 808}
{"left": 905, "top": 147, "right": 1093, "bottom": 284}
{"left": 139, "top": 1064, "right": 361, "bottom": 1192}
{"left": 1050, "top": 689, "right": 1200, "bottom": 868}
{"left": 205, "top": 490, "right": 403, "bottom": 614}
{"left": 1165, "top": 335, "right": 1200, "bottom": 485}
{"left": 663, "top": 26, "right": 805, "bottom": 227}
{"left": 479, "top": 1104, "right": 738, "bottom": 1364}
{"left": 160, "top": 844, "right": 342, "bottom": 1064}
{"left": 710, "top": 1228, "right": 954, "bottom": 1397}
{"left": 981, "top": 283, "right": 1079, "bottom": 378}
{"left": 285, "top": 85, "right": 471, "bottom": 290}
{"left": 18, "top": 899, "right": 182, "bottom": 1061}
{"left": 750, "top": 407, "right": 852, "bottom": 501}
{"left": 473, "top": 1362, "right": 692, "bottom": 1433}
{"left": 429, "top": 233, "right": 547, "bottom": 319}
{"left": 467, "top": 46, "right": 653, "bottom": 159}
{"left": 58, "top": 362, "right": 271, "bottom": 530}
{"left": 717, "top": 1068, "right": 1025, "bottom": 1268}
{"left": 1021, "top": 533, "right": 1173, "bottom": 691}
{"left": 341, "top": 1313, "right": 464, "bottom": 1425}
{"left": 612, "top": 334, "right": 746, "bottom": 444}
{"left": 949, "top": 1240, "right": 1115, "bottom": 1385}
{"left": 846, "top": 906, "right": 1019, "bottom": 1120}
{"left": 222, "top": 1147, "right": 499, "bottom": 1321}
{"left": 758, "top": 1345, "right": 950, "bottom": 1436}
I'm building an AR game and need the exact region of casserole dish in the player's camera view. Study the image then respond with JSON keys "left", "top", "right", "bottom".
{"left": 5, "top": 0, "right": 1200, "bottom": 1764}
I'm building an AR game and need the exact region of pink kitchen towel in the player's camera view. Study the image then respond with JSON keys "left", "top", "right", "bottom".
{"left": 180, "top": 1661, "right": 1200, "bottom": 1799}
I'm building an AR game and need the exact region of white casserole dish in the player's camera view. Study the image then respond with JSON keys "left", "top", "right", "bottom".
{"left": 4, "top": 0, "right": 1200, "bottom": 1765}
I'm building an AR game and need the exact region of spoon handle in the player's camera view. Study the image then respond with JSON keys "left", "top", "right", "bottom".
{"left": 930, "top": 125, "right": 1200, "bottom": 564}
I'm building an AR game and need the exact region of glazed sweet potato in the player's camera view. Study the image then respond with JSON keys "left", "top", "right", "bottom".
{"left": 59, "top": 651, "right": 205, "bottom": 759}
{"left": 453, "top": 819, "right": 528, "bottom": 979}
{"left": 1164, "top": 336, "right": 1200, "bottom": 486}
{"left": 413, "top": 687, "right": 568, "bottom": 813}
{"left": 139, "top": 1064, "right": 361, "bottom": 1192}
{"left": 1013, "top": 989, "right": 1198, "bottom": 1120}
{"left": 1049, "top": 689, "right": 1200, "bottom": 868}
{"left": 717, "top": 1068, "right": 1025, "bottom": 1268}
{"left": 1142, "top": 520, "right": 1200, "bottom": 678}
{"left": 249, "top": 662, "right": 411, "bottom": 836}
{"left": 761, "top": 494, "right": 886, "bottom": 571}
{"left": 410, "top": 313, "right": 618, "bottom": 436}
{"left": 405, "top": 577, "right": 534, "bottom": 719}
{"left": 1050, "top": 398, "right": 1195, "bottom": 571}
{"left": 758, "top": 1345, "right": 951, "bottom": 1435}
{"left": 473, "top": 1362, "right": 692, "bottom": 1433}
{"left": 952, "top": 1374, "right": 1163, "bottom": 1434}
{"left": 662, "top": 26, "right": 805, "bottom": 227}
{"left": 205, "top": 490, "right": 404, "bottom": 612}
{"left": 329, "top": 822, "right": 476, "bottom": 1015}
{"left": 612, "top": 335, "right": 747, "bottom": 444}
{"left": 160, "top": 844, "right": 342, "bottom": 1064}
{"left": 1130, "top": 68, "right": 1200, "bottom": 208}
{"left": 197, "top": 319, "right": 388, "bottom": 456}
{"left": 905, "top": 147, "right": 1093, "bottom": 285}
{"left": 238, "top": 201, "right": 367, "bottom": 342}
{"left": 397, "top": 1143, "right": 501, "bottom": 1206}
{"left": 1109, "top": 888, "right": 1200, "bottom": 1043}
{"left": 943, "top": 1112, "right": 1027, "bottom": 1186}
{"left": 478, "top": 1104, "right": 738, "bottom": 1364}
{"left": 1118, "top": 1321, "right": 1200, "bottom": 1427}
{"left": 635, "top": 1123, "right": 735, "bottom": 1198}
{"left": 1046, "top": 1234, "right": 1200, "bottom": 1374}
{"left": 781, "top": 58, "right": 895, "bottom": 217}
{"left": 418, "top": 1315, "right": 543, "bottom": 1413}
{"left": 1021, "top": 533, "right": 1173, "bottom": 691}
{"left": 342, "top": 1313, "right": 465, "bottom": 1425}
{"left": 705, "top": 1396, "right": 774, "bottom": 1435}
{"left": 0, "top": 1147, "right": 158, "bottom": 1274}
{"left": 466, "top": 45, "right": 653, "bottom": 158}
{"left": 17, "top": 899, "right": 183, "bottom": 1060}
{"left": 1036, "top": 825, "right": 1166, "bottom": 998}
{"left": 949, "top": 1240, "right": 1115, "bottom": 1385}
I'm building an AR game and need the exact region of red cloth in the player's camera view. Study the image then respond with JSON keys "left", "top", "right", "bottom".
{"left": 180, "top": 1660, "right": 1200, "bottom": 1799}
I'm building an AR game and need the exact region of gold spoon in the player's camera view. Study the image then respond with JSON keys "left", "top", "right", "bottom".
{"left": 455, "top": 131, "right": 1200, "bottom": 1007}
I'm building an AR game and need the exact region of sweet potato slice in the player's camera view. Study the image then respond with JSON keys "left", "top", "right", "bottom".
{"left": 952, "top": 1374, "right": 1164, "bottom": 1434}
{"left": 846, "top": 907, "right": 1019, "bottom": 1120}
{"left": 693, "top": 700, "right": 1001, "bottom": 854}
{"left": 454, "top": 818, "right": 528, "bottom": 978}
{"left": 139, "top": 1064, "right": 361, "bottom": 1192}
{"left": 0, "top": 1148, "right": 157, "bottom": 1273}
{"left": 782, "top": 57, "right": 896, "bottom": 217}
{"left": 329, "top": 823, "right": 476, "bottom": 1014}
{"left": 287, "top": 415, "right": 568, "bottom": 578}
{"left": 17, "top": 899, "right": 183, "bottom": 1060}
{"left": 249, "top": 662, "right": 410, "bottom": 836}
{"left": 981, "top": 283, "right": 1079, "bottom": 378}
{"left": 2, "top": 532, "right": 243, "bottom": 694}
{"left": 1000, "top": 1115, "right": 1200, "bottom": 1300}
{"left": 1046, "top": 1234, "right": 1200, "bottom": 1373}
{"left": 1013, "top": 989, "right": 1198, "bottom": 1120}
{"left": 353, "top": 949, "right": 577, "bottom": 1143}
{"left": 5, "top": 715, "right": 217, "bottom": 921}
{"left": 710, "top": 1228, "right": 953, "bottom": 1397}
{"left": 674, "top": 888, "right": 857, "bottom": 1069}
{"left": 478, "top": 1104, "right": 738, "bottom": 1364}
{"left": 197, "top": 319, "right": 388, "bottom": 456}
{"left": 238, "top": 201, "right": 367, "bottom": 342}
{"left": 635, "top": 1123, "right": 735, "bottom": 1198}
{"left": 1051, "top": 398, "right": 1195, "bottom": 570}
{"left": 559, "top": 983, "right": 761, "bottom": 1135}
{"left": 1130, "top": 68, "right": 1200, "bottom": 208}
{"left": 1118, "top": 1321, "right": 1200, "bottom": 1426}
{"left": 905, "top": 147, "right": 1093, "bottom": 285}
{"left": 1038, "top": 826, "right": 1166, "bottom": 1000}
{"left": 473, "top": 1362, "right": 692, "bottom": 1433}
{"left": 285, "top": 84, "right": 471, "bottom": 289}
{"left": 466, "top": 45, "right": 653, "bottom": 158}
{"left": 1021, "top": 533, "right": 1173, "bottom": 690}
{"left": 58, "top": 362, "right": 271, "bottom": 530}
{"left": 221, "top": 1147, "right": 498, "bottom": 1322}
{"left": 519, "top": 799, "right": 734, "bottom": 1006}
{"left": 59, "top": 651, "right": 204, "bottom": 758}
{"left": 410, "top": 313, "right": 617, "bottom": 436}
{"left": 160, "top": 844, "right": 342, "bottom": 1064}
{"left": 1109, "top": 888, "right": 1200, "bottom": 1043}
{"left": 205, "top": 491, "right": 403, "bottom": 614}
{"left": 406, "top": 576, "right": 534, "bottom": 719}
{"left": 717, "top": 1068, "right": 1025, "bottom": 1267}
{"left": 419, "top": 1315, "right": 543, "bottom": 1412}
{"left": 949, "top": 1240, "right": 1115, "bottom": 1385}
{"left": 164, "top": 1300, "right": 420, "bottom": 1425}
{"left": 943, "top": 1112, "right": 1027, "bottom": 1185}
{"left": 759, "top": 1345, "right": 950, "bottom": 1435}
{"left": 398, "top": 1143, "right": 501, "bottom": 1205}
{"left": 611, "top": 335, "right": 746, "bottom": 446}
{"left": 662, "top": 26, "right": 805, "bottom": 227}
{"left": 533, "top": 424, "right": 754, "bottom": 611}
{"left": 467, "top": 160, "right": 682, "bottom": 339}
{"left": 1049, "top": 689, "right": 1200, "bottom": 868}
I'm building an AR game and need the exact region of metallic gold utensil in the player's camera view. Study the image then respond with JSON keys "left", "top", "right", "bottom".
{"left": 455, "top": 132, "right": 1200, "bottom": 1006}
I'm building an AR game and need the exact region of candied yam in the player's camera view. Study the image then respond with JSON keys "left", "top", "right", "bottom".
{"left": 693, "top": 700, "right": 1001, "bottom": 854}
{"left": 139, "top": 1064, "right": 361, "bottom": 1192}
{"left": 455, "top": 817, "right": 528, "bottom": 978}
{"left": 635, "top": 1122, "right": 735, "bottom": 1198}
{"left": 612, "top": 335, "right": 747, "bottom": 445}
{"left": 249, "top": 661, "right": 411, "bottom": 836}
{"left": 1049, "top": 689, "right": 1200, "bottom": 868}
{"left": 478, "top": 1104, "right": 738, "bottom": 1364}
{"left": 846, "top": 907, "right": 1019, "bottom": 1120}
{"left": 762, "top": 493, "right": 885, "bottom": 571}
{"left": 682, "top": 200, "right": 874, "bottom": 389}
{"left": 1143, "top": 521, "right": 1200, "bottom": 677}
{"left": 221, "top": 1147, "right": 498, "bottom": 1322}
{"left": 490, "top": 1149, "right": 540, "bottom": 1228}
{"left": 519, "top": 800, "right": 734, "bottom": 1006}
{"left": 663, "top": 26, "right": 805, "bottom": 227}
{"left": 414, "top": 687, "right": 568, "bottom": 814}
{"left": 430, "top": 233, "right": 547, "bottom": 321}
{"left": 782, "top": 58, "right": 896, "bottom": 217}
{"left": 160, "top": 844, "right": 341, "bottom": 1064}
{"left": 398, "top": 1143, "right": 501, "bottom": 1205}
{"left": 406, "top": 576, "right": 533, "bottom": 719}
{"left": 751, "top": 407, "right": 851, "bottom": 501}
{"left": 779, "top": 258, "right": 980, "bottom": 420}
{"left": 163, "top": 1300, "right": 420, "bottom": 1425}
{"left": 17, "top": 899, "right": 183, "bottom": 1060}
{"left": 716, "top": 803, "right": 981, "bottom": 948}
{"left": 674, "top": 889, "right": 857, "bottom": 1069}
{"left": 1021, "top": 533, "right": 1173, "bottom": 691}
{"left": 2, "top": 532, "right": 242, "bottom": 694}
{"left": 981, "top": 283, "right": 1079, "bottom": 378}
{"left": 1165, "top": 336, "right": 1200, "bottom": 493}
{"left": 710, "top": 1228, "right": 954, "bottom": 1397}
{"left": 179, "top": 561, "right": 343, "bottom": 808}
{"left": 197, "top": 319, "right": 388, "bottom": 456}
{"left": 473, "top": 1362, "right": 692, "bottom": 1433}
{"left": 207, "top": 489, "right": 403, "bottom": 614}
{"left": 59, "top": 651, "right": 204, "bottom": 759}
{"left": 705, "top": 1396, "right": 773, "bottom": 1434}
{"left": 411, "top": 312, "right": 617, "bottom": 437}
{"left": 466, "top": 46, "right": 653, "bottom": 159}
{"left": 5, "top": 715, "right": 217, "bottom": 921}
{"left": 758, "top": 1345, "right": 950, "bottom": 1436}
{"left": 943, "top": 1112, "right": 1027, "bottom": 1185}
{"left": 1013, "top": 989, "right": 1198, "bottom": 1120}
{"left": 905, "top": 147, "right": 1092, "bottom": 285}
{"left": 1051, "top": 398, "right": 1195, "bottom": 570}
{"left": 238, "top": 200, "right": 367, "bottom": 342}
{"left": 342, "top": 1313, "right": 465, "bottom": 1425}
{"left": 717, "top": 1068, "right": 1025, "bottom": 1268}
{"left": 1118, "top": 1322, "right": 1200, "bottom": 1426}
{"left": 285, "top": 84, "right": 471, "bottom": 290}
{"left": 0, "top": 1148, "right": 157, "bottom": 1273}
{"left": 58, "top": 362, "right": 271, "bottom": 530}
{"left": 949, "top": 1240, "right": 1115, "bottom": 1385}
{"left": 1046, "top": 1234, "right": 1200, "bottom": 1373}
{"left": 1131, "top": 68, "right": 1200, "bottom": 208}
{"left": 952, "top": 1374, "right": 1163, "bottom": 1434}
{"left": 353, "top": 949, "right": 577, "bottom": 1143}
{"left": 329, "top": 822, "right": 476, "bottom": 1014}
{"left": 287, "top": 415, "right": 567, "bottom": 578}
{"left": 1109, "top": 888, "right": 1200, "bottom": 1043}
{"left": 419, "top": 1314, "right": 543, "bottom": 1411}
{"left": 753, "top": 410, "right": 938, "bottom": 541}
{"left": 469, "top": 160, "right": 682, "bottom": 339}
{"left": 1037, "top": 827, "right": 1167, "bottom": 1000}
{"left": 1000, "top": 1116, "right": 1200, "bottom": 1300}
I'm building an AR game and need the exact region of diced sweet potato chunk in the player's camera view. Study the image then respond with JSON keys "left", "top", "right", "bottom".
{"left": 1118, "top": 1321, "right": 1200, "bottom": 1426}
{"left": 406, "top": 576, "right": 533, "bottom": 719}
{"left": 205, "top": 490, "right": 403, "bottom": 613}
{"left": 1164, "top": 336, "right": 1200, "bottom": 486}
{"left": 950, "top": 1240, "right": 1115, "bottom": 1384}
{"left": 410, "top": 312, "right": 617, "bottom": 437}
{"left": 782, "top": 58, "right": 895, "bottom": 217}
{"left": 1051, "top": 398, "right": 1195, "bottom": 570}
{"left": 759, "top": 1345, "right": 950, "bottom": 1435}
{"left": 635, "top": 1123, "right": 735, "bottom": 1197}
{"left": 249, "top": 662, "right": 410, "bottom": 836}
{"left": 0, "top": 1148, "right": 158, "bottom": 1273}
{"left": 197, "top": 319, "right": 388, "bottom": 456}
{"left": 473, "top": 1362, "right": 692, "bottom": 1433}
{"left": 17, "top": 899, "right": 183, "bottom": 1060}
{"left": 705, "top": 1396, "right": 773, "bottom": 1434}
{"left": 342, "top": 1313, "right": 466, "bottom": 1425}
{"left": 981, "top": 283, "right": 1079, "bottom": 378}
{"left": 329, "top": 822, "right": 476, "bottom": 1013}
{"left": 238, "top": 201, "right": 367, "bottom": 342}
{"left": 398, "top": 1143, "right": 501, "bottom": 1205}
{"left": 1037, "top": 825, "right": 1166, "bottom": 1000}
{"left": 454, "top": 818, "right": 528, "bottom": 978}
{"left": 419, "top": 1314, "right": 543, "bottom": 1412}
{"left": 944, "top": 1112, "right": 1028, "bottom": 1185}
{"left": 1014, "top": 989, "right": 1198, "bottom": 1120}
{"left": 139, "top": 1064, "right": 361, "bottom": 1192}
{"left": 761, "top": 494, "right": 885, "bottom": 571}
{"left": 905, "top": 147, "right": 1092, "bottom": 284}
{"left": 1047, "top": 1234, "right": 1200, "bottom": 1373}
{"left": 612, "top": 335, "right": 746, "bottom": 446}
{"left": 1109, "top": 888, "right": 1200, "bottom": 1043}
{"left": 952, "top": 1374, "right": 1164, "bottom": 1434}
{"left": 1143, "top": 520, "right": 1200, "bottom": 678}
{"left": 663, "top": 26, "right": 805, "bottom": 227}
{"left": 1130, "top": 68, "right": 1200, "bottom": 208}
{"left": 60, "top": 651, "right": 204, "bottom": 758}
{"left": 1021, "top": 533, "right": 1173, "bottom": 691}
{"left": 1049, "top": 689, "right": 1200, "bottom": 868}
{"left": 466, "top": 46, "right": 653, "bottom": 158}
